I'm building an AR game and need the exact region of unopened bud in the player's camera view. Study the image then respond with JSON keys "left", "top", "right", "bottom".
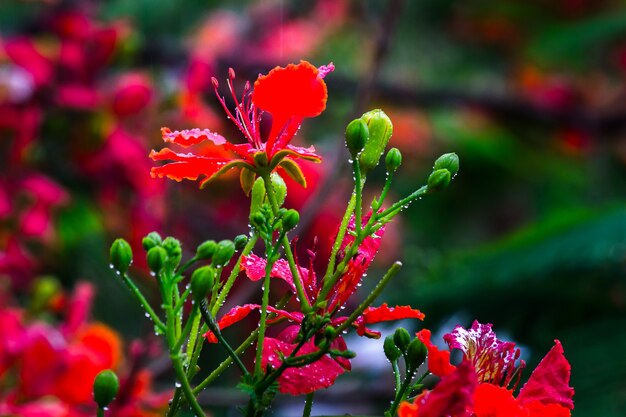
{"left": 359, "top": 109, "right": 393, "bottom": 174}
{"left": 191, "top": 266, "right": 215, "bottom": 302}
{"left": 324, "top": 326, "right": 337, "bottom": 340}
{"left": 110, "top": 239, "right": 132, "bottom": 273}
{"left": 427, "top": 169, "right": 451, "bottom": 193}
{"left": 345, "top": 118, "right": 368, "bottom": 158}
{"left": 93, "top": 369, "right": 119, "bottom": 409}
{"left": 271, "top": 172, "right": 287, "bottom": 207}
{"left": 282, "top": 209, "right": 300, "bottom": 231}
{"left": 406, "top": 338, "right": 428, "bottom": 371}
{"left": 162, "top": 237, "right": 182, "bottom": 268}
{"left": 250, "top": 212, "right": 266, "bottom": 229}
{"left": 393, "top": 328, "right": 411, "bottom": 353}
{"left": 385, "top": 147, "right": 402, "bottom": 173}
{"left": 142, "top": 232, "right": 162, "bottom": 251}
{"left": 213, "top": 240, "right": 235, "bottom": 266}
{"left": 384, "top": 335, "right": 402, "bottom": 362}
{"left": 196, "top": 240, "right": 217, "bottom": 260}
{"left": 250, "top": 177, "right": 266, "bottom": 214}
{"left": 433, "top": 152, "right": 459, "bottom": 176}
{"left": 233, "top": 235, "right": 249, "bottom": 250}
{"left": 146, "top": 246, "right": 167, "bottom": 273}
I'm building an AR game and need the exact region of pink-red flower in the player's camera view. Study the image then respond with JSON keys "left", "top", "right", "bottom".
{"left": 205, "top": 215, "right": 424, "bottom": 395}
{"left": 399, "top": 322, "right": 574, "bottom": 417}
{"left": 150, "top": 61, "right": 332, "bottom": 189}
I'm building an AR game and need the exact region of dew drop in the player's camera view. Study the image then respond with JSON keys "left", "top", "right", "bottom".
{"left": 108, "top": 263, "right": 114, "bottom": 269}
{"left": 175, "top": 382, "right": 182, "bottom": 388}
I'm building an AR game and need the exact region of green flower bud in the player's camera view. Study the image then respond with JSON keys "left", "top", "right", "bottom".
{"left": 142, "top": 232, "right": 162, "bottom": 251}
{"left": 271, "top": 172, "right": 287, "bottom": 208}
{"left": 384, "top": 335, "right": 402, "bottom": 362}
{"left": 282, "top": 209, "right": 300, "bottom": 231}
{"left": 146, "top": 246, "right": 167, "bottom": 274}
{"left": 427, "top": 169, "right": 451, "bottom": 193}
{"left": 250, "top": 177, "right": 266, "bottom": 214}
{"left": 196, "top": 240, "right": 217, "bottom": 260}
{"left": 324, "top": 326, "right": 337, "bottom": 340}
{"left": 385, "top": 147, "right": 402, "bottom": 173}
{"left": 393, "top": 327, "right": 411, "bottom": 353}
{"left": 110, "top": 239, "right": 132, "bottom": 273}
{"left": 233, "top": 235, "right": 249, "bottom": 250}
{"left": 433, "top": 152, "right": 459, "bottom": 176}
{"left": 191, "top": 266, "right": 216, "bottom": 302}
{"left": 213, "top": 240, "right": 236, "bottom": 267}
{"left": 406, "top": 338, "right": 428, "bottom": 371}
{"left": 162, "top": 237, "right": 182, "bottom": 268}
{"left": 345, "top": 118, "right": 368, "bottom": 158}
{"left": 93, "top": 369, "right": 119, "bottom": 409}
{"left": 249, "top": 211, "right": 266, "bottom": 229}
{"left": 359, "top": 109, "right": 393, "bottom": 174}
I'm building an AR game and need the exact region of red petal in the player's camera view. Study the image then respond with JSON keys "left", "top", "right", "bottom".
{"left": 252, "top": 61, "right": 329, "bottom": 120}
{"left": 415, "top": 361, "right": 477, "bottom": 417}
{"left": 354, "top": 304, "right": 425, "bottom": 338}
{"left": 473, "top": 383, "right": 524, "bottom": 417}
{"left": 149, "top": 148, "right": 233, "bottom": 182}
{"left": 517, "top": 340, "right": 575, "bottom": 410}
{"left": 524, "top": 401, "right": 571, "bottom": 417}
{"left": 161, "top": 127, "right": 228, "bottom": 147}
{"left": 261, "top": 326, "right": 347, "bottom": 395}
{"left": 417, "top": 329, "right": 456, "bottom": 378}
{"left": 4, "top": 37, "right": 54, "bottom": 86}
{"left": 241, "top": 253, "right": 313, "bottom": 294}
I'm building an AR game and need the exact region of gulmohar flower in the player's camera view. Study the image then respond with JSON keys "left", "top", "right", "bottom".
{"left": 150, "top": 61, "right": 333, "bottom": 190}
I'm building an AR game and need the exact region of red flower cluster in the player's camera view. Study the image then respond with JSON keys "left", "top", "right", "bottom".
{"left": 205, "top": 215, "right": 424, "bottom": 395}
{"left": 0, "top": 282, "right": 169, "bottom": 417}
{"left": 399, "top": 321, "right": 574, "bottom": 417}
{"left": 151, "top": 61, "right": 332, "bottom": 189}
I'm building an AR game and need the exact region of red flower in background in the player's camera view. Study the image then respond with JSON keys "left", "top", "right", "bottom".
{"left": 151, "top": 61, "right": 332, "bottom": 189}
{"left": 204, "top": 215, "right": 424, "bottom": 394}
{"left": 399, "top": 322, "right": 574, "bottom": 417}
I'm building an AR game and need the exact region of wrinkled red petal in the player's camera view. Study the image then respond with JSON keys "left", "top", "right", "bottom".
{"left": 328, "top": 214, "right": 385, "bottom": 311}
{"left": 517, "top": 340, "right": 574, "bottom": 410}
{"left": 261, "top": 326, "right": 347, "bottom": 395}
{"left": 282, "top": 144, "right": 322, "bottom": 162}
{"left": 354, "top": 304, "right": 425, "bottom": 338}
{"left": 161, "top": 127, "right": 228, "bottom": 147}
{"left": 149, "top": 148, "right": 233, "bottom": 182}
{"left": 474, "top": 383, "right": 524, "bottom": 417}
{"left": 241, "top": 254, "right": 300, "bottom": 293}
{"left": 417, "top": 329, "right": 456, "bottom": 377}
{"left": 416, "top": 361, "right": 477, "bottom": 417}
{"left": 524, "top": 401, "right": 571, "bottom": 417}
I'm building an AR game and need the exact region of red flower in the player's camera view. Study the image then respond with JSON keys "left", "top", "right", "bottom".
{"left": 151, "top": 61, "right": 332, "bottom": 189}
{"left": 205, "top": 215, "right": 424, "bottom": 394}
{"left": 399, "top": 324, "right": 574, "bottom": 417}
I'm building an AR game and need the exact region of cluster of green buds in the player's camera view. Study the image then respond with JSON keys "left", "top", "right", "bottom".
{"left": 384, "top": 328, "right": 428, "bottom": 417}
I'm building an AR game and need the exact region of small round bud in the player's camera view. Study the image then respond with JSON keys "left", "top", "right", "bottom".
{"left": 249, "top": 212, "right": 266, "bottom": 229}
{"left": 191, "top": 266, "right": 215, "bottom": 302}
{"left": 406, "top": 338, "right": 428, "bottom": 371}
{"left": 146, "top": 247, "right": 167, "bottom": 273}
{"left": 196, "top": 240, "right": 217, "bottom": 260}
{"left": 213, "top": 240, "right": 236, "bottom": 266}
{"left": 282, "top": 209, "right": 300, "bottom": 231}
{"left": 93, "top": 369, "right": 119, "bottom": 409}
{"left": 233, "top": 235, "right": 249, "bottom": 250}
{"left": 385, "top": 147, "right": 402, "bottom": 173}
{"left": 142, "top": 232, "right": 162, "bottom": 251}
{"left": 393, "top": 328, "right": 411, "bottom": 353}
{"left": 427, "top": 169, "right": 451, "bottom": 193}
{"left": 433, "top": 153, "right": 459, "bottom": 176}
{"left": 359, "top": 109, "right": 393, "bottom": 174}
{"left": 384, "top": 335, "right": 402, "bottom": 362}
{"left": 345, "top": 118, "right": 368, "bottom": 158}
{"left": 324, "top": 326, "right": 337, "bottom": 340}
{"left": 162, "top": 237, "right": 182, "bottom": 268}
{"left": 110, "top": 239, "right": 133, "bottom": 273}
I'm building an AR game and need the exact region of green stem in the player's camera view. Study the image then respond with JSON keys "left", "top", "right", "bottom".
{"left": 373, "top": 171, "right": 394, "bottom": 212}
{"left": 353, "top": 160, "right": 363, "bottom": 234}
{"left": 173, "top": 305, "right": 199, "bottom": 354}
{"left": 179, "top": 256, "right": 198, "bottom": 274}
{"left": 323, "top": 191, "right": 356, "bottom": 283}
{"left": 171, "top": 353, "right": 206, "bottom": 417}
{"left": 212, "top": 235, "right": 258, "bottom": 316}
{"left": 255, "top": 265, "right": 273, "bottom": 375}
{"left": 388, "top": 375, "right": 413, "bottom": 417}
{"left": 120, "top": 273, "right": 166, "bottom": 333}
{"left": 192, "top": 330, "right": 258, "bottom": 395}
{"left": 97, "top": 408, "right": 105, "bottom": 417}
{"left": 335, "top": 262, "right": 402, "bottom": 335}
{"left": 261, "top": 173, "right": 311, "bottom": 311}
{"left": 303, "top": 392, "right": 314, "bottom": 417}
{"left": 379, "top": 185, "right": 428, "bottom": 220}
{"left": 392, "top": 361, "right": 402, "bottom": 395}
{"left": 200, "top": 301, "right": 249, "bottom": 376}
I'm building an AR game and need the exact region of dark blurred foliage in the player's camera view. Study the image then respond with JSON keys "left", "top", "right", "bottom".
{"left": 1, "top": 0, "right": 626, "bottom": 415}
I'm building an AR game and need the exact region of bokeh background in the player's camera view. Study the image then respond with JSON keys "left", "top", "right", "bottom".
{"left": 1, "top": 0, "right": 626, "bottom": 416}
